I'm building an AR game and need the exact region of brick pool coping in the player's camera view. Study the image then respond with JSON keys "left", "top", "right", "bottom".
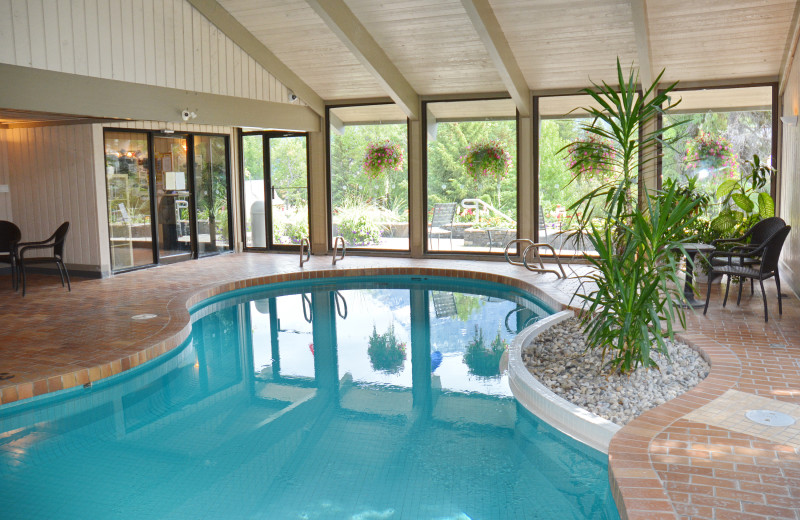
{"left": 2, "top": 254, "right": 798, "bottom": 520}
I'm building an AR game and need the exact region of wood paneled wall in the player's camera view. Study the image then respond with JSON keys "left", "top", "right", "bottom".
{"left": 4, "top": 124, "right": 101, "bottom": 269}
{"left": 0, "top": 0, "right": 291, "bottom": 104}
{"left": 0, "top": 131, "right": 11, "bottom": 221}
{"left": 780, "top": 51, "right": 800, "bottom": 295}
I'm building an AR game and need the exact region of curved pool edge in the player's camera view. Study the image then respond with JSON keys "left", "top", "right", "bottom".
{"left": 508, "top": 310, "right": 621, "bottom": 454}
{"left": 0, "top": 266, "right": 563, "bottom": 408}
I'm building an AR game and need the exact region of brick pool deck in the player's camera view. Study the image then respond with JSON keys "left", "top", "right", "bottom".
{"left": 1, "top": 252, "right": 798, "bottom": 520}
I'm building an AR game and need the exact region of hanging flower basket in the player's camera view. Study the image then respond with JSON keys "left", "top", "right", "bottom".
{"left": 684, "top": 132, "right": 737, "bottom": 174}
{"left": 565, "top": 134, "right": 617, "bottom": 179}
{"left": 363, "top": 141, "right": 404, "bottom": 180}
{"left": 461, "top": 141, "right": 512, "bottom": 183}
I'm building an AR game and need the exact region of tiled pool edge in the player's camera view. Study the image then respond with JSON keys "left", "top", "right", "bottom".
{"left": 0, "top": 266, "right": 564, "bottom": 407}
{"left": 508, "top": 310, "right": 621, "bottom": 454}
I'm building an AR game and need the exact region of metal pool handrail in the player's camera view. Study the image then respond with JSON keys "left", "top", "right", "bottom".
{"left": 504, "top": 239, "right": 567, "bottom": 278}
{"left": 332, "top": 236, "right": 346, "bottom": 265}
{"left": 299, "top": 237, "right": 310, "bottom": 267}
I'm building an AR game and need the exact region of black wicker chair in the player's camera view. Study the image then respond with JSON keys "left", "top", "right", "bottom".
{"left": 18, "top": 222, "right": 71, "bottom": 297}
{"left": 0, "top": 221, "right": 21, "bottom": 291}
{"left": 709, "top": 216, "right": 786, "bottom": 303}
{"left": 704, "top": 225, "right": 791, "bottom": 322}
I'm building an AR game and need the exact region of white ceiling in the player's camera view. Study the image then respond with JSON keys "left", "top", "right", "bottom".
{"left": 218, "top": 0, "right": 798, "bottom": 106}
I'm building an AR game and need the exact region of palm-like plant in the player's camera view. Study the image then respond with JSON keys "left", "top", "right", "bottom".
{"left": 566, "top": 59, "right": 701, "bottom": 373}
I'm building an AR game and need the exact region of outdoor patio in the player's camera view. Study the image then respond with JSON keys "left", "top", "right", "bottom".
{"left": 1, "top": 253, "right": 798, "bottom": 520}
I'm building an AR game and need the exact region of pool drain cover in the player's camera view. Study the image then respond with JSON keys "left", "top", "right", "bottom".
{"left": 131, "top": 313, "right": 158, "bottom": 320}
{"left": 745, "top": 409, "right": 796, "bottom": 427}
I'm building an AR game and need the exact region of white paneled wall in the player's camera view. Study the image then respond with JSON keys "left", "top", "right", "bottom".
{"left": 0, "top": 0, "right": 291, "bottom": 104}
{"left": 0, "top": 132, "right": 11, "bottom": 221}
{"left": 780, "top": 49, "right": 800, "bottom": 295}
{"left": 5, "top": 124, "right": 101, "bottom": 268}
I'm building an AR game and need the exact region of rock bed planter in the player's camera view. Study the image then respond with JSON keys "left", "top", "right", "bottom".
{"left": 522, "top": 318, "right": 709, "bottom": 426}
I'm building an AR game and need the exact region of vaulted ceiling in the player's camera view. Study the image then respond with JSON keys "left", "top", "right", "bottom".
{"left": 210, "top": 0, "right": 799, "bottom": 119}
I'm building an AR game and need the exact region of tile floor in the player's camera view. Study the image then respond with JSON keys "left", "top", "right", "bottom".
{"left": 1, "top": 252, "right": 799, "bottom": 520}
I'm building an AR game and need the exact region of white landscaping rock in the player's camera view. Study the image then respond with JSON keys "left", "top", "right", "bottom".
{"left": 522, "top": 318, "right": 710, "bottom": 426}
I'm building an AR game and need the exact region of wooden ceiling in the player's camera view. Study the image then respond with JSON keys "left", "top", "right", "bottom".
{"left": 216, "top": 0, "right": 799, "bottom": 111}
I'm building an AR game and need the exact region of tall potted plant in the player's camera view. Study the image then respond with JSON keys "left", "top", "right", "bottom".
{"left": 564, "top": 59, "right": 701, "bottom": 373}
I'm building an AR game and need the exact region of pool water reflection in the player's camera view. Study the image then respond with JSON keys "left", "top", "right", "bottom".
{"left": 0, "top": 277, "right": 619, "bottom": 520}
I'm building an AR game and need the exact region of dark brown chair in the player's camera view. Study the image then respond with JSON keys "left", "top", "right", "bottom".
{"left": 0, "top": 221, "right": 21, "bottom": 291}
{"left": 704, "top": 225, "right": 791, "bottom": 322}
{"left": 18, "top": 222, "right": 71, "bottom": 297}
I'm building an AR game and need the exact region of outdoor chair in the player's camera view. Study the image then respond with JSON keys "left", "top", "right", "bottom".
{"left": 703, "top": 225, "right": 791, "bottom": 322}
{"left": 18, "top": 222, "right": 71, "bottom": 297}
{"left": 0, "top": 221, "right": 21, "bottom": 291}
{"left": 710, "top": 216, "right": 786, "bottom": 298}
{"left": 428, "top": 203, "right": 457, "bottom": 250}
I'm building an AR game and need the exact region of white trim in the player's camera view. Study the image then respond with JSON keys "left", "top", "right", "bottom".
{"left": 508, "top": 310, "right": 621, "bottom": 454}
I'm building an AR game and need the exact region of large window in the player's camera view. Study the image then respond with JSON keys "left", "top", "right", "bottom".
{"left": 661, "top": 86, "right": 773, "bottom": 205}
{"left": 104, "top": 130, "right": 232, "bottom": 271}
{"left": 425, "top": 99, "right": 517, "bottom": 253}
{"left": 328, "top": 104, "right": 409, "bottom": 251}
{"left": 538, "top": 95, "right": 632, "bottom": 256}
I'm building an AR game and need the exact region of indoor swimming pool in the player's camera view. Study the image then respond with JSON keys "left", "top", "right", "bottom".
{"left": 0, "top": 276, "right": 620, "bottom": 519}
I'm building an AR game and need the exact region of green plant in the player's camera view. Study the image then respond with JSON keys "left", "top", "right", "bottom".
{"left": 363, "top": 140, "right": 404, "bottom": 180}
{"left": 684, "top": 131, "right": 737, "bottom": 174}
{"left": 461, "top": 141, "right": 512, "bottom": 183}
{"left": 463, "top": 327, "right": 507, "bottom": 377}
{"left": 338, "top": 211, "right": 382, "bottom": 245}
{"left": 565, "top": 133, "right": 618, "bottom": 179}
{"left": 580, "top": 183, "right": 700, "bottom": 372}
{"left": 565, "top": 59, "right": 700, "bottom": 373}
{"left": 710, "top": 154, "right": 775, "bottom": 235}
{"left": 367, "top": 324, "right": 406, "bottom": 374}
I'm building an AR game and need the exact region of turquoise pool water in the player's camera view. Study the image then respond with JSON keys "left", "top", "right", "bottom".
{"left": 0, "top": 276, "right": 620, "bottom": 519}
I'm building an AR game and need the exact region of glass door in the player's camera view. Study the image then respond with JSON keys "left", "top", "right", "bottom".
{"left": 103, "top": 131, "right": 155, "bottom": 270}
{"left": 268, "top": 134, "right": 308, "bottom": 247}
{"left": 154, "top": 135, "right": 194, "bottom": 262}
{"left": 193, "top": 135, "right": 232, "bottom": 255}
{"left": 241, "top": 132, "right": 309, "bottom": 249}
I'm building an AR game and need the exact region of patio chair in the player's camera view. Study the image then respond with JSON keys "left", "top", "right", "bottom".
{"left": 0, "top": 221, "right": 21, "bottom": 291}
{"left": 18, "top": 222, "right": 71, "bottom": 297}
{"left": 710, "top": 216, "right": 786, "bottom": 300}
{"left": 703, "top": 225, "right": 790, "bottom": 322}
{"left": 428, "top": 203, "right": 457, "bottom": 250}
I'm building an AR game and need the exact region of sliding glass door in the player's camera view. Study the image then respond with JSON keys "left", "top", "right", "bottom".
{"left": 154, "top": 135, "right": 193, "bottom": 263}
{"left": 194, "top": 135, "right": 232, "bottom": 255}
{"left": 104, "top": 130, "right": 232, "bottom": 272}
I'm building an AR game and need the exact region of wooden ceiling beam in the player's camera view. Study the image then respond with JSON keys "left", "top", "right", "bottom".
{"left": 305, "top": 0, "right": 420, "bottom": 120}
{"left": 186, "top": 0, "right": 326, "bottom": 116}
{"left": 460, "top": 0, "right": 530, "bottom": 117}
{"left": 630, "top": 0, "right": 654, "bottom": 92}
